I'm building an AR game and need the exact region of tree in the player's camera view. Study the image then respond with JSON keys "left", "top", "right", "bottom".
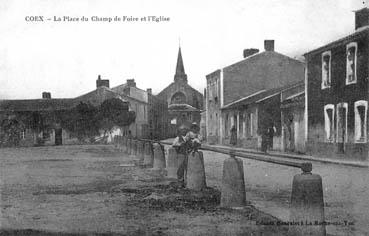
{"left": 61, "top": 102, "right": 100, "bottom": 141}
{"left": 98, "top": 98, "right": 135, "bottom": 135}
{"left": 0, "top": 116, "right": 25, "bottom": 147}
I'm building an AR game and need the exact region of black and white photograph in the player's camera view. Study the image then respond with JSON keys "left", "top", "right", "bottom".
{"left": 0, "top": 0, "right": 368, "bottom": 235}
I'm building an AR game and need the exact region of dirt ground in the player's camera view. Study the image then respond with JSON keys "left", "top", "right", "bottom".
{"left": 0, "top": 145, "right": 288, "bottom": 236}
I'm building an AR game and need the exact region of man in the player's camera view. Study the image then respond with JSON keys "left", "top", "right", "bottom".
{"left": 230, "top": 125, "right": 237, "bottom": 146}
{"left": 185, "top": 122, "right": 202, "bottom": 152}
{"left": 172, "top": 124, "right": 190, "bottom": 186}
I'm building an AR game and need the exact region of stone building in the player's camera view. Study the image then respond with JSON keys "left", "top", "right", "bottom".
{"left": 0, "top": 74, "right": 171, "bottom": 147}
{"left": 280, "top": 82, "right": 305, "bottom": 153}
{"left": 205, "top": 40, "right": 305, "bottom": 151}
{"left": 147, "top": 88, "right": 170, "bottom": 140}
{"left": 305, "top": 7, "right": 369, "bottom": 160}
{"left": 0, "top": 76, "right": 128, "bottom": 147}
{"left": 157, "top": 47, "right": 203, "bottom": 130}
{"left": 111, "top": 79, "right": 149, "bottom": 138}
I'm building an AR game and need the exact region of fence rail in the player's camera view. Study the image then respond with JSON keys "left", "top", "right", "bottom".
{"left": 137, "top": 138, "right": 312, "bottom": 173}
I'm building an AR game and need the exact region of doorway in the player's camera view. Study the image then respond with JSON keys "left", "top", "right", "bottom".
{"left": 336, "top": 103, "right": 347, "bottom": 153}
{"left": 55, "top": 128, "right": 62, "bottom": 145}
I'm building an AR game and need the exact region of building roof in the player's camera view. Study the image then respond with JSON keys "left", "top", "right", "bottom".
{"left": 0, "top": 98, "right": 75, "bottom": 112}
{"left": 304, "top": 25, "right": 369, "bottom": 56}
{"left": 221, "top": 82, "right": 302, "bottom": 110}
{"left": 0, "top": 86, "right": 128, "bottom": 112}
{"left": 168, "top": 103, "right": 200, "bottom": 112}
{"left": 224, "top": 50, "right": 304, "bottom": 71}
{"left": 284, "top": 91, "right": 304, "bottom": 101}
{"left": 74, "top": 86, "right": 127, "bottom": 106}
{"left": 110, "top": 83, "right": 128, "bottom": 94}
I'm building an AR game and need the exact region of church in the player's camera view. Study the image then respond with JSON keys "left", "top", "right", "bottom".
{"left": 157, "top": 47, "right": 203, "bottom": 129}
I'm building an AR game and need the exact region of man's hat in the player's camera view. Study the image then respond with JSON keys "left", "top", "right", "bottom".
{"left": 191, "top": 122, "right": 200, "bottom": 129}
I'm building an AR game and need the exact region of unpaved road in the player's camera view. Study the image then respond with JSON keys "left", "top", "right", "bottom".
{"left": 199, "top": 149, "right": 369, "bottom": 236}
{"left": 0, "top": 145, "right": 287, "bottom": 236}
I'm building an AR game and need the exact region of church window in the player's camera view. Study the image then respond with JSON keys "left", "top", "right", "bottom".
{"left": 171, "top": 92, "right": 186, "bottom": 104}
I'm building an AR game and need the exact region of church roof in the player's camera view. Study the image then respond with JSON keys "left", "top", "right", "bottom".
{"left": 174, "top": 47, "right": 188, "bottom": 83}
{"left": 175, "top": 47, "right": 186, "bottom": 75}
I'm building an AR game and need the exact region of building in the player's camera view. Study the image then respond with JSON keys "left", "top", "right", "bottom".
{"left": 0, "top": 76, "right": 128, "bottom": 147}
{"left": 205, "top": 40, "right": 305, "bottom": 151}
{"left": 0, "top": 74, "right": 169, "bottom": 147}
{"left": 147, "top": 88, "right": 170, "bottom": 140}
{"left": 280, "top": 82, "right": 305, "bottom": 153}
{"left": 304, "top": 8, "right": 369, "bottom": 160}
{"left": 157, "top": 47, "right": 203, "bottom": 131}
{"left": 111, "top": 79, "right": 149, "bottom": 138}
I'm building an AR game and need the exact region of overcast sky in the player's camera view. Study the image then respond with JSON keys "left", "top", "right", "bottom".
{"left": 0, "top": 0, "right": 367, "bottom": 99}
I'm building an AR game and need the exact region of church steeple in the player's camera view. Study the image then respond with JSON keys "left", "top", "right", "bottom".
{"left": 174, "top": 47, "right": 188, "bottom": 83}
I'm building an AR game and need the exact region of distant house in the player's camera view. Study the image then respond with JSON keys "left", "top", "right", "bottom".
{"left": 111, "top": 79, "right": 169, "bottom": 140}
{"left": 304, "top": 7, "right": 369, "bottom": 160}
{"left": 0, "top": 78, "right": 128, "bottom": 147}
{"left": 205, "top": 40, "right": 305, "bottom": 151}
{"left": 0, "top": 74, "right": 169, "bottom": 146}
{"left": 111, "top": 79, "right": 150, "bottom": 138}
{"left": 157, "top": 47, "right": 203, "bottom": 133}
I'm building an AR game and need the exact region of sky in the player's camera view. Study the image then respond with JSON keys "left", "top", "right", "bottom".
{"left": 0, "top": 0, "right": 367, "bottom": 99}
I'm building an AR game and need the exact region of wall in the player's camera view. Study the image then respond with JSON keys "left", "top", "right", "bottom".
{"left": 223, "top": 52, "right": 304, "bottom": 105}
{"left": 158, "top": 81, "right": 204, "bottom": 110}
{"left": 306, "top": 31, "right": 369, "bottom": 160}
{"left": 148, "top": 94, "right": 169, "bottom": 139}
{"left": 206, "top": 70, "right": 222, "bottom": 144}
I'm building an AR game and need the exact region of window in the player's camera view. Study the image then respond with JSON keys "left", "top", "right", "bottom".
{"left": 324, "top": 104, "right": 335, "bottom": 142}
{"left": 346, "top": 42, "right": 358, "bottom": 85}
{"left": 20, "top": 129, "right": 26, "bottom": 140}
{"left": 321, "top": 51, "right": 331, "bottom": 89}
{"left": 354, "top": 100, "right": 367, "bottom": 143}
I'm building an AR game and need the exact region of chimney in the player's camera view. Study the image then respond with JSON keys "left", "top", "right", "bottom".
{"left": 243, "top": 48, "right": 259, "bottom": 58}
{"left": 355, "top": 8, "right": 369, "bottom": 30}
{"left": 264, "top": 40, "right": 275, "bottom": 51}
{"left": 96, "top": 75, "right": 110, "bottom": 88}
{"left": 42, "top": 92, "right": 51, "bottom": 99}
{"left": 126, "top": 79, "right": 136, "bottom": 87}
{"left": 146, "top": 88, "right": 152, "bottom": 94}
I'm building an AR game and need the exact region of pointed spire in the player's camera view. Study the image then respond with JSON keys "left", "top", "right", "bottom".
{"left": 174, "top": 47, "right": 187, "bottom": 83}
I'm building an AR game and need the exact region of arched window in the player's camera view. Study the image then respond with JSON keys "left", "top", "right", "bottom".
{"left": 171, "top": 92, "right": 186, "bottom": 104}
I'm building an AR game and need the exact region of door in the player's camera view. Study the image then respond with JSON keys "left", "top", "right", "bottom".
{"left": 336, "top": 103, "right": 348, "bottom": 153}
{"left": 55, "top": 128, "right": 62, "bottom": 145}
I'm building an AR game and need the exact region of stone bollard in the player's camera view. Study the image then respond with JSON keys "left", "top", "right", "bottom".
{"left": 186, "top": 151, "right": 206, "bottom": 190}
{"left": 153, "top": 143, "right": 166, "bottom": 170}
{"left": 136, "top": 140, "right": 145, "bottom": 162}
{"left": 143, "top": 142, "right": 154, "bottom": 167}
{"left": 166, "top": 147, "right": 178, "bottom": 179}
{"left": 220, "top": 154, "right": 246, "bottom": 208}
{"left": 289, "top": 163, "right": 326, "bottom": 236}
